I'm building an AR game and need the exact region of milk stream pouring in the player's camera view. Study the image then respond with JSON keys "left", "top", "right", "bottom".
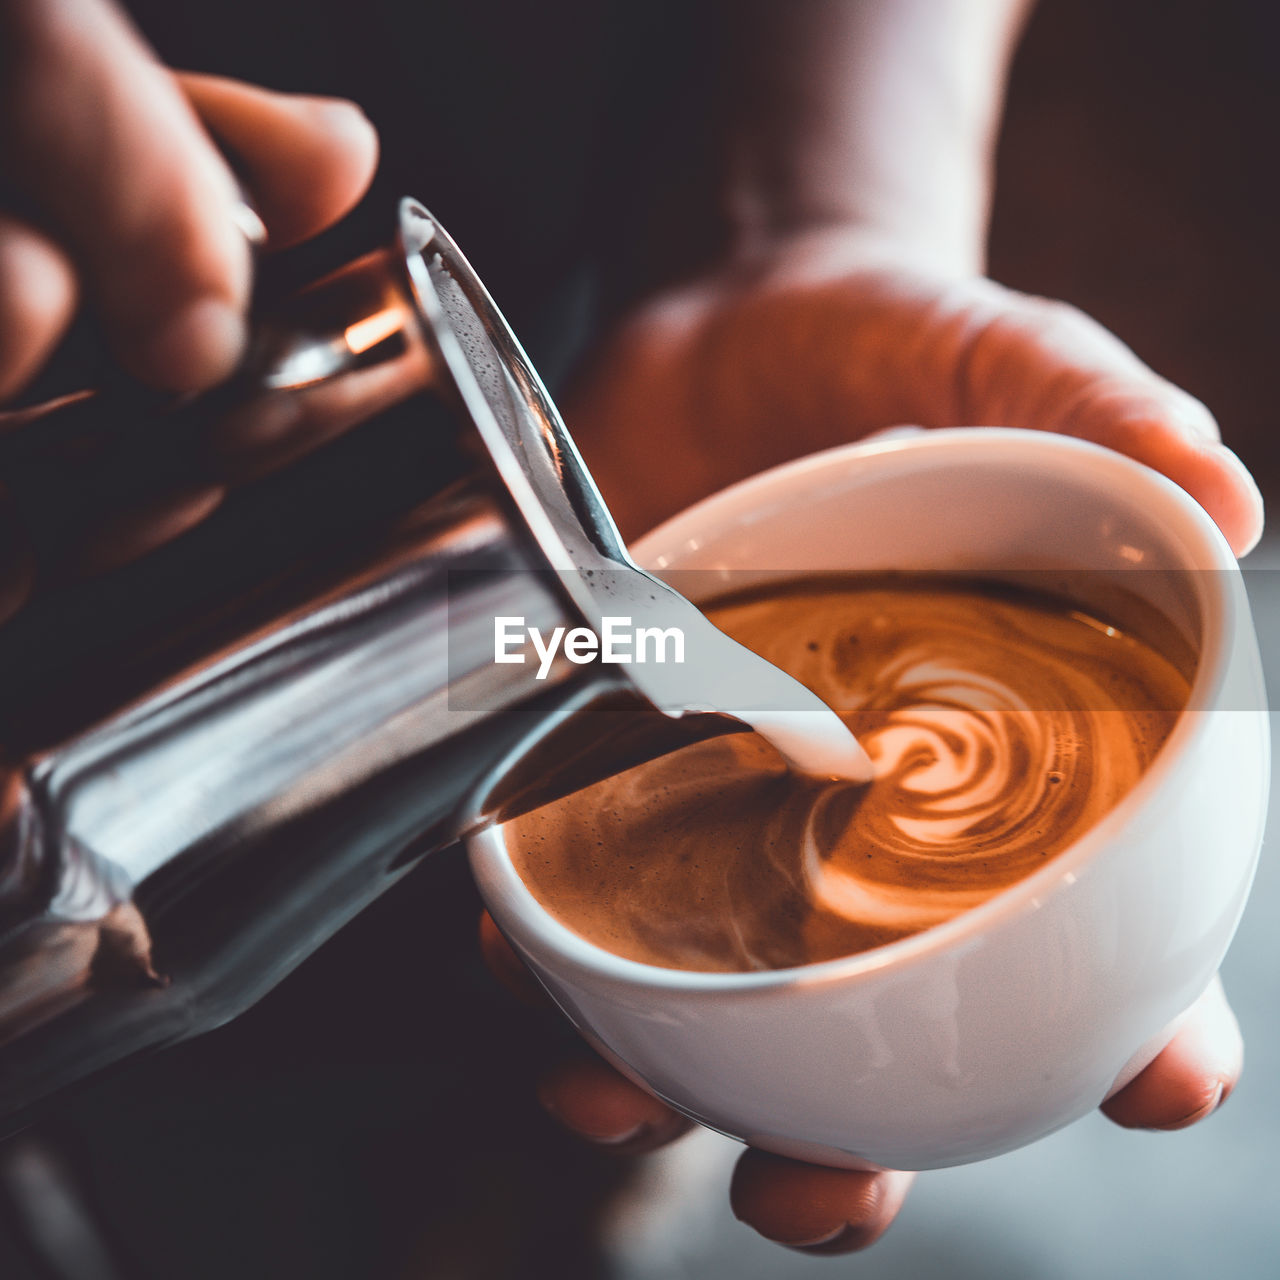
{"left": 0, "top": 201, "right": 867, "bottom": 1133}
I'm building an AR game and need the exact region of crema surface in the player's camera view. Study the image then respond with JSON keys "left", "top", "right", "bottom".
{"left": 506, "top": 577, "right": 1193, "bottom": 972}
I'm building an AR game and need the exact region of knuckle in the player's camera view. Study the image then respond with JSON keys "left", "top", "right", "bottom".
{"left": 96, "top": 174, "right": 249, "bottom": 323}
{"left": 0, "top": 219, "right": 75, "bottom": 317}
{"left": 1, "top": 1, "right": 105, "bottom": 138}
{"left": 0, "top": 218, "right": 77, "bottom": 395}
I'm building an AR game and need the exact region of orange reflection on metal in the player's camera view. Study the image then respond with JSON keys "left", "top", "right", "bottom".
{"left": 538, "top": 416, "right": 564, "bottom": 477}
{"left": 344, "top": 307, "right": 404, "bottom": 355}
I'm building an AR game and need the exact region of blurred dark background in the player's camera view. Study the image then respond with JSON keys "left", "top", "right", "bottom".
{"left": 992, "top": 0, "right": 1280, "bottom": 499}
{"left": 0, "top": 2, "right": 1276, "bottom": 1277}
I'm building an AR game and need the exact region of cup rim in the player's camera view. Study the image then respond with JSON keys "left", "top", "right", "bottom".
{"left": 468, "top": 428, "right": 1240, "bottom": 994}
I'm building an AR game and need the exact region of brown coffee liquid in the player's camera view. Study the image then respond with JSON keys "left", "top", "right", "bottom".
{"left": 504, "top": 577, "right": 1193, "bottom": 972}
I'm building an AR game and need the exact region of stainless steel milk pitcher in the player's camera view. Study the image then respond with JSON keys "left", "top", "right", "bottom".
{"left": 0, "top": 200, "right": 751, "bottom": 1132}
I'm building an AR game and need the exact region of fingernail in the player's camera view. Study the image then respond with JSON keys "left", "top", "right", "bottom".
{"left": 578, "top": 1122, "right": 649, "bottom": 1147}
{"left": 536, "top": 1089, "right": 649, "bottom": 1147}
{"left": 784, "top": 1224, "right": 858, "bottom": 1254}
{"left": 532, "top": 1085, "right": 650, "bottom": 1146}
{"left": 537, "top": 1090, "right": 649, "bottom": 1147}
{"left": 1211, "top": 444, "right": 1265, "bottom": 556}
{"left": 135, "top": 298, "right": 246, "bottom": 392}
{"left": 305, "top": 98, "right": 379, "bottom": 148}
{"left": 1153, "top": 1080, "right": 1225, "bottom": 1131}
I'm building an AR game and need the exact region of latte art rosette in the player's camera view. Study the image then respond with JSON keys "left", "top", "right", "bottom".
{"left": 806, "top": 657, "right": 1143, "bottom": 933}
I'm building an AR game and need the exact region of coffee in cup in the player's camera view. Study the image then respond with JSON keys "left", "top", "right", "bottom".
{"left": 504, "top": 573, "right": 1193, "bottom": 972}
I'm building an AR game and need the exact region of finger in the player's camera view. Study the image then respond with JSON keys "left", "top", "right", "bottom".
{"left": 178, "top": 73, "right": 378, "bottom": 250}
{"left": 730, "top": 1150, "right": 915, "bottom": 1254}
{"left": 0, "top": 214, "right": 78, "bottom": 400}
{"left": 478, "top": 914, "right": 692, "bottom": 1152}
{"left": 1101, "top": 974, "right": 1242, "bottom": 1130}
{"left": 536, "top": 1055, "right": 693, "bottom": 1155}
{"left": 1, "top": 0, "right": 251, "bottom": 390}
{"left": 1049, "top": 388, "right": 1261, "bottom": 560}
{"left": 477, "top": 910, "right": 551, "bottom": 1009}
{"left": 961, "top": 291, "right": 1264, "bottom": 556}
{"left": 77, "top": 483, "right": 225, "bottom": 575}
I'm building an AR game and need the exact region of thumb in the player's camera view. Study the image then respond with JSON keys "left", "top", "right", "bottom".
{"left": 953, "top": 284, "right": 1264, "bottom": 555}
{"left": 179, "top": 73, "right": 378, "bottom": 251}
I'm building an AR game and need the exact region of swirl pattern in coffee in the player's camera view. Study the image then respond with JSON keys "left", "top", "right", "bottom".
{"left": 505, "top": 577, "right": 1193, "bottom": 972}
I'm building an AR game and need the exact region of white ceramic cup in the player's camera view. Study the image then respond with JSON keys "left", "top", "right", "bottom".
{"left": 468, "top": 428, "right": 1270, "bottom": 1171}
